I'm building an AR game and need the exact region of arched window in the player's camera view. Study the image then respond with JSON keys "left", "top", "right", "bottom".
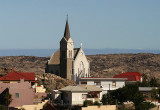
{"left": 79, "top": 61, "right": 84, "bottom": 77}
{"left": 71, "top": 50, "right": 72, "bottom": 58}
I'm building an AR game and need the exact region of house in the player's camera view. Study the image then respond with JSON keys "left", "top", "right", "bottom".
{"left": 0, "top": 79, "right": 34, "bottom": 107}
{"left": 113, "top": 72, "right": 143, "bottom": 83}
{"left": 139, "top": 87, "right": 159, "bottom": 99}
{"left": 45, "top": 17, "right": 90, "bottom": 82}
{"left": 0, "top": 69, "right": 36, "bottom": 87}
{"left": 51, "top": 85, "right": 103, "bottom": 105}
{"left": 79, "top": 77, "right": 127, "bottom": 94}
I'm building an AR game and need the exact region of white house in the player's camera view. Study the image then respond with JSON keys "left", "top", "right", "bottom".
{"left": 51, "top": 85, "right": 103, "bottom": 105}
{"left": 79, "top": 77, "right": 127, "bottom": 94}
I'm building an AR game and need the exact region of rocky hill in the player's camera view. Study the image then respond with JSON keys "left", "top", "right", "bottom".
{"left": 87, "top": 53, "right": 160, "bottom": 78}
{"left": 0, "top": 53, "right": 160, "bottom": 89}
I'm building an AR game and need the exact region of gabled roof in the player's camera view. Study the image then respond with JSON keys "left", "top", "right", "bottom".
{"left": 114, "top": 72, "right": 142, "bottom": 81}
{"left": 59, "top": 85, "right": 103, "bottom": 92}
{"left": 74, "top": 48, "right": 80, "bottom": 59}
{"left": 48, "top": 48, "right": 80, "bottom": 65}
{"left": 0, "top": 70, "right": 35, "bottom": 81}
{"left": 114, "top": 72, "right": 142, "bottom": 76}
{"left": 48, "top": 50, "right": 60, "bottom": 65}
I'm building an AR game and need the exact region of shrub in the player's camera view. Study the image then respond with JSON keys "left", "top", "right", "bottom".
{"left": 93, "top": 101, "right": 101, "bottom": 107}
{"left": 0, "top": 105, "right": 6, "bottom": 110}
{"left": 83, "top": 100, "right": 93, "bottom": 107}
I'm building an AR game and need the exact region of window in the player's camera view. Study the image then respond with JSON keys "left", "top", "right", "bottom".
{"left": 3, "top": 81, "right": 10, "bottom": 83}
{"left": 112, "top": 81, "right": 116, "bottom": 88}
{"left": 81, "top": 81, "right": 87, "bottom": 84}
{"left": 15, "top": 93, "right": 19, "bottom": 98}
{"left": 94, "top": 81, "right": 101, "bottom": 86}
{"left": 71, "top": 51, "right": 72, "bottom": 58}
{"left": 87, "top": 92, "right": 100, "bottom": 98}
{"left": 82, "top": 94, "right": 87, "bottom": 99}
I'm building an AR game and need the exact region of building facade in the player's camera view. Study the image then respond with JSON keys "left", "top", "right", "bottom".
{"left": 45, "top": 18, "right": 90, "bottom": 81}
{"left": 51, "top": 85, "right": 103, "bottom": 105}
{"left": 79, "top": 77, "right": 127, "bottom": 94}
{"left": 0, "top": 79, "right": 34, "bottom": 107}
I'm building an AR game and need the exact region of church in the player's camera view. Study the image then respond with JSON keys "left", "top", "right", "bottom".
{"left": 45, "top": 18, "right": 90, "bottom": 82}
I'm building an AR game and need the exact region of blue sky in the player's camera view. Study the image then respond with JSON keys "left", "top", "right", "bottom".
{"left": 0, "top": 0, "right": 160, "bottom": 49}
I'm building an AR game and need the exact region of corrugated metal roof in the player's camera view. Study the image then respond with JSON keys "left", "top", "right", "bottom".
{"left": 59, "top": 85, "right": 103, "bottom": 92}
{"left": 80, "top": 77, "right": 127, "bottom": 81}
{"left": 0, "top": 70, "right": 35, "bottom": 81}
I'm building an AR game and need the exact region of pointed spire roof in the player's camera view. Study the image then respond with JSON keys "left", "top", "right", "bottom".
{"left": 63, "top": 16, "right": 71, "bottom": 40}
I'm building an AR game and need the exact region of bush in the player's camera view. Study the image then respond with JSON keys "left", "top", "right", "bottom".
{"left": 93, "top": 101, "right": 101, "bottom": 107}
{"left": 0, "top": 105, "right": 6, "bottom": 110}
{"left": 83, "top": 100, "right": 93, "bottom": 107}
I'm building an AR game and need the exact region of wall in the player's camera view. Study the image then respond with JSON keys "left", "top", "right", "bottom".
{"left": 82, "top": 105, "right": 116, "bottom": 110}
{"left": 46, "top": 64, "right": 60, "bottom": 75}
{"left": 80, "top": 79, "right": 125, "bottom": 94}
{"left": 35, "top": 85, "right": 46, "bottom": 93}
{"left": 72, "top": 92, "right": 88, "bottom": 105}
{"left": 0, "top": 81, "right": 34, "bottom": 107}
{"left": 101, "top": 80, "right": 125, "bottom": 90}
{"left": 62, "top": 91, "right": 72, "bottom": 105}
{"left": 73, "top": 48, "right": 90, "bottom": 79}
{"left": 17, "top": 100, "right": 48, "bottom": 110}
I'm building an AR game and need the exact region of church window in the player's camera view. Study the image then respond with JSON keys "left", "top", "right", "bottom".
{"left": 69, "top": 50, "right": 72, "bottom": 58}
{"left": 71, "top": 50, "right": 72, "bottom": 58}
{"left": 80, "top": 62, "right": 84, "bottom": 71}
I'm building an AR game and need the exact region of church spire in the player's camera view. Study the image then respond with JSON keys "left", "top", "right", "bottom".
{"left": 63, "top": 15, "right": 71, "bottom": 40}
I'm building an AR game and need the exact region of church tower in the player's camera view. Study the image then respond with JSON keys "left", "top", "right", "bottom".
{"left": 60, "top": 18, "right": 74, "bottom": 80}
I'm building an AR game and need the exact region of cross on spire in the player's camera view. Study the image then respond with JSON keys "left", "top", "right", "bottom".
{"left": 66, "top": 14, "right": 68, "bottom": 21}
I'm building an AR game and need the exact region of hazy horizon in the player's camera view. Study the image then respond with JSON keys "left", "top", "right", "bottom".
{"left": 1, "top": 48, "right": 160, "bottom": 57}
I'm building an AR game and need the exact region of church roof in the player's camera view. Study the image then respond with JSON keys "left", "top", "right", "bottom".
{"left": 74, "top": 48, "right": 80, "bottom": 59}
{"left": 63, "top": 18, "right": 70, "bottom": 40}
{"left": 48, "top": 48, "right": 80, "bottom": 65}
{"left": 48, "top": 50, "right": 60, "bottom": 65}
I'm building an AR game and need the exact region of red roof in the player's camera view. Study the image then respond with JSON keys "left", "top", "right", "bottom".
{"left": 0, "top": 70, "right": 35, "bottom": 81}
{"left": 113, "top": 72, "right": 142, "bottom": 81}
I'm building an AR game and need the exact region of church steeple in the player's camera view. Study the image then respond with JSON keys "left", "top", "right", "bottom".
{"left": 63, "top": 16, "right": 70, "bottom": 40}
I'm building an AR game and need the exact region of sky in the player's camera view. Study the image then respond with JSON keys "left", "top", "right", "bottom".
{"left": 0, "top": 0, "right": 160, "bottom": 49}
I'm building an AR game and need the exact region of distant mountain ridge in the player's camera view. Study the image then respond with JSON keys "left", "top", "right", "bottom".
{"left": 0, "top": 48, "right": 160, "bottom": 57}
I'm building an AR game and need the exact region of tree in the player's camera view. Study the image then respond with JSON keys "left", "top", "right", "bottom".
{"left": 151, "top": 89, "right": 159, "bottom": 100}
{"left": 0, "top": 105, "right": 6, "bottom": 110}
{"left": 3, "top": 91, "right": 12, "bottom": 110}
{"left": 101, "top": 83, "right": 156, "bottom": 110}
{"left": 101, "top": 91, "right": 116, "bottom": 105}
{"left": 131, "top": 92, "right": 145, "bottom": 110}
{"left": 150, "top": 77, "right": 159, "bottom": 87}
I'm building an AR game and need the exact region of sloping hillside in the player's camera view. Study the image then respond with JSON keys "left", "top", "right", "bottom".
{"left": 87, "top": 53, "right": 160, "bottom": 78}
{"left": 0, "top": 53, "right": 160, "bottom": 89}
